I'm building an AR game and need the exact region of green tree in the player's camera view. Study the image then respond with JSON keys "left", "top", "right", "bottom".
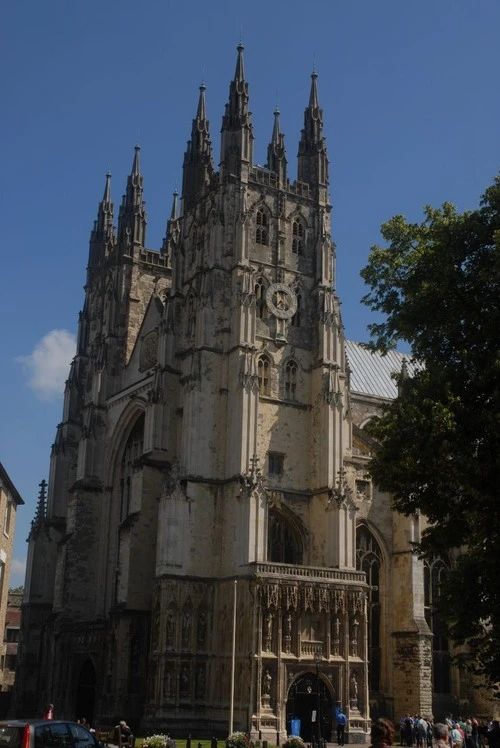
{"left": 360, "top": 175, "right": 500, "bottom": 683}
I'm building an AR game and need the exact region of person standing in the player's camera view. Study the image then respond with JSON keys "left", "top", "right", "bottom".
{"left": 336, "top": 707, "right": 347, "bottom": 746}
{"left": 43, "top": 704, "right": 54, "bottom": 720}
{"left": 433, "top": 723, "right": 450, "bottom": 748}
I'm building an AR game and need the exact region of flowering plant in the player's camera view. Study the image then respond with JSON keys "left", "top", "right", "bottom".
{"left": 283, "top": 737, "right": 305, "bottom": 748}
{"left": 226, "top": 732, "right": 250, "bottom": 748}
{"left": 142, "top": 736, "right": 176, "bottom": 748}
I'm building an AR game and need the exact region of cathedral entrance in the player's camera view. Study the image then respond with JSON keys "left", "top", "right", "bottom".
{"left": 75, "top": 659, "right": 97, "bottom": 725}
{"left": 286, "top": 673, "right": 333, "bottom": 742}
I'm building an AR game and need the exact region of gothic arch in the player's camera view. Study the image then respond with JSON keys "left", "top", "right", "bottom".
{"left": 106, "top": 402, "right": 147, "bottom": 486}
{"left": 267, "top": 505, "right": 304, "bottom": 565}
{"left": 257, "top": 353, "right": 272, "bottom": 396}
{"left": 356, "top": 522, "right": 386, "bottom": 693}
{"left": 285, "top": 670, "right": 334, "bottom": 742}
{"left": 424, "top": 554, "right": 451, "bottom": 695}
{"left": 281, "top": 356, "right": 299, "bottom": 401}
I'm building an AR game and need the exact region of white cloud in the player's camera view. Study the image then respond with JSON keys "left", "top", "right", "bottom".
{"left": 8, "top": 557, "right": 26, "bottom": 588}
{"left": 18, "top": 329, "right": 76, "bottom": 401}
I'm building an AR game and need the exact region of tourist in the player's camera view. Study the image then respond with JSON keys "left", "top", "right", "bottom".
{"left": 43, "top": 704, "right": 54, "bottom": 720}
{"left": 433, "top": 723, "right": 449, "bottom": 748}
{"left": 370, "top": 718, "right": 396, "bottom": 748}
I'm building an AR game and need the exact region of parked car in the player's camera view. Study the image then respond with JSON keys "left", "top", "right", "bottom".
{"left": 0, "top": 720, "right": 103, "bottom": 748}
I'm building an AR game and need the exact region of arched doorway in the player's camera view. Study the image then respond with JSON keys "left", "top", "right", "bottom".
{"left": 75, "top": 659, "right": 97, "bottom": 725}
{"left": 286, "top": 673, "right": 333, "bottom": 742}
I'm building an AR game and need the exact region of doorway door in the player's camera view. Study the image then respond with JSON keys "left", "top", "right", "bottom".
{"left": 286, "top": 673, "right": 333, "bottom": 741}
{"left": 75, "top": 659, "right": 97, "bottom": 725}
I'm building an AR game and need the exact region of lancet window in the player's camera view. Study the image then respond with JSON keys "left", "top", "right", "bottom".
{"left": 256, "top": 209, "right": 269, "bottom": 245}
{"left": 284, "top": 359, "right": 298, "bottom": 400}
{"left": 424, "top": 556, "right": 451, "bottom": 694}
{"left": 120, "top": 412, "right": 145, "bottom": 522}
{"left": 267, "top": 508, "right": 303, "bottom": 564}
{"left": 258, "top": 355, "right": 271, "bottom": 396}
{"left": 356, "top": 524, "right": 382, "bottom": 691}
{"left": 255, "top": 279, "right": 266, "bottom": 319}
{"left": 292, "top": 220, "right": 304, "bottom": 255}
{"left": 291, "top": 288, "right": 302, "bottom": 328}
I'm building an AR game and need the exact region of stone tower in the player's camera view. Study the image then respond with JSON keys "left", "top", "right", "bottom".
{"left": 14, "top": 45, "right": 484, "bottom": 737}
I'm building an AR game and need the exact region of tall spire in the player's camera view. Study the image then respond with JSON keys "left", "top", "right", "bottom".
{"left": 266, "top": 107, "right": 287, "bottom": 185}
{"left": 297, "top": 71, "right": 329, "bottom": 198}
{"left": 118, "top": 145, "right": 147, "bottom": 248}
{"left": 220, "top": 43, "right": 254, "bottom": 180}
{"left": 88, "top": 172, "right": 115, "bottom": 269}
{"left": 182, "top": 84, "right": 214, "bottom": 210}
{"left": 234, "top": 42, "right": 245, "bottom": 83}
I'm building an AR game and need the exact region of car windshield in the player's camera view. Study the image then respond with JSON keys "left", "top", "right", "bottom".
{"left": 0, "top": 727, "right": 22, "bottom": 748}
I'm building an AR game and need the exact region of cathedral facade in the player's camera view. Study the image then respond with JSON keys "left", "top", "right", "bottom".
{"left": 13, "top": 46, "right": 487, "bottom": 738}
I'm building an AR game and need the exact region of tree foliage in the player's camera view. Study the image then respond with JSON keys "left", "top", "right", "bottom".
{"left": 360, "top": 175, "right": 500, "bottom": 683}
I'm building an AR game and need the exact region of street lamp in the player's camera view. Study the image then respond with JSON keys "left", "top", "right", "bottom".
{"left": 315, "top": 653, "right": 322, "bottom": 747}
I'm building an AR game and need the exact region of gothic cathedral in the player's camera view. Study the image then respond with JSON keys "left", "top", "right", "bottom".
{"left": 13, "top": 46, "right": 487, "bottom": 738}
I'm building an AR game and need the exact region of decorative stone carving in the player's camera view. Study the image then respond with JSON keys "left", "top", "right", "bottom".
{"left": 140, "top": 330, "right": 158, "bottom": 371}
{"left": 264, "top": 611, "right": 273, "bottom": 651}
{"left": 350, "top": 618, "right": 359, "bottom": 657}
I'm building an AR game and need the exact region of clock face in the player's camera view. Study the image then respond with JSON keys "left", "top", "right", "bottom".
{"left": 265, "top": 282, "right": 297, "bottom": 320}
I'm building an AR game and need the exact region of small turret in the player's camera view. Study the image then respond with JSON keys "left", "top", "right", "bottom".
{"left": 28, "top": 479, "right": 47, "bottom": 540}
{"left": 161, "top": 191, "right": 180, "bottom": 268}
{"left": 297, "top": 71, "right": 329, "bottom": 199}
{"left": 88, "top": 172, "right": 115, "bottom": 269}
{"left": 220, "top": 43, "right": 254, "bottom": 181}
{"left": 117, "top": 145, "right": 147, "bottom": 248}
{"left": 182, "top": 84, "right": 214, "bottom": 210}
{"left": 266, "top": 107, "right": 287, "bottom": 186}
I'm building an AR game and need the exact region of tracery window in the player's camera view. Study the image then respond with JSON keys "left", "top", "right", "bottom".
{"left": 356, "top": 525, "right": 382, "bottom": 691}
{"left": 291, "top": 288, "right": 302, "bottom": 328}
{"left": 292, "top": 220, "right": 304, "bottom": 255}
{"left": 256, "top": 209, "right": 268, "bottom": 245}
{"left": 268, "top": 508, "right": 303, "bottom": 564}
{"left": 258, "top": 355, "right": 271, "bottom": 396}
{"left": 255, "top": 279, "right": 266, "bottom": 319}
{"left": 120, "top": 413, "right": 145, "bottom": 522}
{"left": 424, "top": 556, "right": 451, "bottom": 694}
{"left": 284, "top": 359, "right": 298, "bottom": 400}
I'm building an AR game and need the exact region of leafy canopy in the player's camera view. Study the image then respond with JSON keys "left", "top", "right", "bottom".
{"left": 360, "top": 175, "right": 500, "bottom": 683}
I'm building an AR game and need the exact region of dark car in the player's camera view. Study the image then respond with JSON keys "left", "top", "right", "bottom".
{"left": 0, "top": 720, "right": 103, "bottom": 748}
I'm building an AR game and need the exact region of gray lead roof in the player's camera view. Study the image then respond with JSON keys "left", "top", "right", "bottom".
{"left": 345, "top": 340, "right": 419, "bottom": 400}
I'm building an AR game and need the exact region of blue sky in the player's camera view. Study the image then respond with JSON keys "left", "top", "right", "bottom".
{"left": 2, "top": 0, "right": 500, "bottom": 587}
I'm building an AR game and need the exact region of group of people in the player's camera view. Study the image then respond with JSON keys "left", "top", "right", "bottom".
{"left": 369, "top": 717, "right": 500, "bottom": 748}
{"left": 397, "top": 715, "right": 500, "bottom": 748}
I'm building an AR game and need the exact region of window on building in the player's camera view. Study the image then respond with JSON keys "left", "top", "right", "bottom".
{"left": 267, "top": 508, "right": 303, "bottom": 564}
{"left": 356, "top": 525, "right": 382, "bottom": 692}
{"left": 424, "top": 556, "right": 451, "bottom": 694}
{"left": 258, "top": 355, "right": 271, "bottom": 396}
{"left": 256, "top": 209, "right": 268, "bottom": 245}
{"left": 255, "top": 279, "right": 266, "bottom": 319}
{"left": 120, "top": 413, "right": 145, "bottom": 522}
{"left": 5, "top": 628, "right": 19, "bottom": 643}
{"left": 6, "top": 655, "right": 16, "bottom": 671}
{"left": 292, "top": 220, "right": 304, "bottom": 255}
{"left": 3, "top": 500, "right": 12, "bottom": 537}
{"left": 268, "top": 452, "right": 284, "bottom": 476}
{"left": 291, "top": 288, "right": 302, "bottom": 328}
{"left": 284, "top": 360, "right": 298, "bottom": 400}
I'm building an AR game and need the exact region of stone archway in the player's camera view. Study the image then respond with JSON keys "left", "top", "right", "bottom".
{"left": 286, "top": 673, "right": 333, "bottom": 742}
{"left": 75, "top": 659, "right": 97, "bottom": 725}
